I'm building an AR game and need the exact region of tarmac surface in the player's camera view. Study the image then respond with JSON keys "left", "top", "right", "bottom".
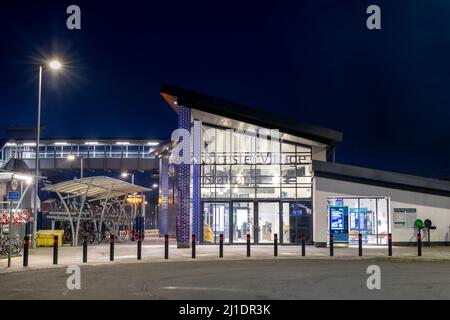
{"left": 1, "top": 259, "right": 450, "bottom": 299}
{"left": 2, "top": 240, "right": 450, "bottom": 274}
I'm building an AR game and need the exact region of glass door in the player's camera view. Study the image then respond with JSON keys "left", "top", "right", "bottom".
{"left": 202, "top": 202, "right": 230, "bottom": 244}
{"left": 258, "top": 202, "right": 280, "bottom": 243}
{"left": 232, "top": 202, "right": 254, "bottom": 243}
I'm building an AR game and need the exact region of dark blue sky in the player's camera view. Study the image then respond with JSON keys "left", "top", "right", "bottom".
{"left": 1, "top": 0, "right": 450, "bottom": 178}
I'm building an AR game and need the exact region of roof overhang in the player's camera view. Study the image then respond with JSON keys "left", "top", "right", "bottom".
{"left": 313, "top": 160, "right": 450, "bottom": 197}
{"left": 161, "top": 83, "right": 343, "bottom": 147}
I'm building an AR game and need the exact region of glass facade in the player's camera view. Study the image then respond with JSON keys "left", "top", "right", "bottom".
{"left": 327, "top": 197, "right": 389, "bottom": 245}
{"left": 199, "top": 123, "right": 313, "bottom": 244}
{"left": 200, "top": 124, "right": 312, "bottom": 200}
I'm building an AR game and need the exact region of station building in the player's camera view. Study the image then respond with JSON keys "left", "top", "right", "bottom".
{"left": 158, "top": 84, "right": 450, "bottom": 247}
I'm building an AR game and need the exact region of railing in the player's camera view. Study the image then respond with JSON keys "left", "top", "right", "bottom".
{"left": 1, "top": 147, "right": 157, "bottom": 163}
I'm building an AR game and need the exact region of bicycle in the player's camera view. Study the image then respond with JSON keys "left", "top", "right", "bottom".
{"left": 0, "top": 234, "right": 22, "bottom": 258}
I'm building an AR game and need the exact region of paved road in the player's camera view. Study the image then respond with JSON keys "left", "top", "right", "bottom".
{"left": 1, "top": 259, "right": 449, "bottom": 299}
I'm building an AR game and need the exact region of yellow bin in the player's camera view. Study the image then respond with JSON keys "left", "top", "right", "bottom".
{"left": 36, "top": 230, "right": 64, "bottom": 247}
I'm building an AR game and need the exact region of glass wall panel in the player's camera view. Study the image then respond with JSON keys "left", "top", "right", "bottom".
{"left": 258, "top": 202, "right": 280, "bottom": 243}
{"left": 231, "top": 188, "right": 255, "bottom": 199}
{"left": 376, "top": 198, "right": 389, "bottom": 245}
{"left": 281, "top": 142, "right": 296, "bottom": 153}
{"left": 281, "top": 188, "right": 296, "bottom": 199}
{"left": 282, "top": 201, "right": 313, "bottom": 244}
{"left": 203, "top": 203, "right": 230, "bottom": 243}
{"left": 231, "top": 165, "right": 254, "bottom": 187}
{"left": 359, "top": 198, "right": 377, "bottom": 244}
{"left": 216, "top": 128, "right": 231, "bottom": 153}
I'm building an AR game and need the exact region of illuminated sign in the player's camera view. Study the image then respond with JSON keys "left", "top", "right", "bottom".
{"left": 202, "top": 152, "right": 311, "bottom": 165}
{"left": 127, "top": 196, "right": 143, "bottom": 204}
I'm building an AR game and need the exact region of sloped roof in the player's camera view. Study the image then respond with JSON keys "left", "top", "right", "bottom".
{"left": 161, "top": 83, "right": 343, "bottom": 146}
{"left": 43, "top": 176, "right": 150, "bottom": 199}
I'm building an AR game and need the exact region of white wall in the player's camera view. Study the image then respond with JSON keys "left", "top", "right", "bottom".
{"left": 313, "top": 176, "right": 450, "bottom": 245}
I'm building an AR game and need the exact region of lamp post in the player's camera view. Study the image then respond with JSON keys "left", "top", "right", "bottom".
{"left": 121, "top": 172, "right": 134, "bottom": 184}
{"left": 67, "top": 155, "right": 84, "bottom": 179}
{"left": 32, "top": 59, "right": 62, "bottom": 248}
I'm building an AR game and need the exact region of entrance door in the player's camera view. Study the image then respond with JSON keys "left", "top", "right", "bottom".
{"left": 258, "top": 202, "right": 280, "bottom": 243}
{"left": 202, "top": 202, "right": 230, "bottom": 244}
{"left": 232, "top": 202, "right": 254, "bottom": 243}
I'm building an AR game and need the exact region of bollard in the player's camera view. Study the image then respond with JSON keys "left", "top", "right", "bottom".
{"left": 246, "top": 234, "right": 251, "bottom": 257}
{"left": 417, "top": 233, "right": 422, "bottom": 257}
{"left": 83, "top": 236, "right": 88, "bottom": 263}
{"left": 358, "top": 233, "right": 363, "bottom": 256}
{"left": 192, "top": 234, "right": 196, "bottom": 259}
{"left": 53, "top": 235, "right": 59, "bottom": 265}
{"left": 388, "top": 233, "right": 392, "bottom": 256}
{"left": 137, "top": 236, "right": 142, "bottom": 260}
{"left": 329, "top": 234, "right": 334, "bottom": 257}
{"left": 301, "top": 234, "right": 306, "bottom": 257}
{"left": 23, "top": 236, "right": 30, "bottom": 267}
{"left": 110, "top": 234, "right": 115, "bottom": 261}
{"left": 164, "top": 234, "right": 169, "bottom": 259}
{"left": 274, "top": 233, "right": 278, "bottom": 257}
{"left": 219, "top": 234, "right": 224, "bottom": 258}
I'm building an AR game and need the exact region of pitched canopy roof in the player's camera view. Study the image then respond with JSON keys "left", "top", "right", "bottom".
{"left": 43, "top": 176, "right": 150, "bottom": 199}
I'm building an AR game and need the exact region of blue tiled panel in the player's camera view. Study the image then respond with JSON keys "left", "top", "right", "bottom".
{"left": 177, "top": 106, "right": 191, "bottom": 247}
{"left": 192, "top": 120, "right": 201, "bottom": 241}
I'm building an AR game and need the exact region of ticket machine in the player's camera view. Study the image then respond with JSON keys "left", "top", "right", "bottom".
{"left": 329, "top": 206, "right": 349, "bottom": 246}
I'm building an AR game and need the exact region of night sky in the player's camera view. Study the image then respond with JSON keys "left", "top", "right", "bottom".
{"left": 1, "top": 1, "right": 450, "bottom": 179}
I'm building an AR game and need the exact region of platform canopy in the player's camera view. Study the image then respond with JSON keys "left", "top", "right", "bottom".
{"left": 43, "top": 176, "right": 151, "bottom": 200}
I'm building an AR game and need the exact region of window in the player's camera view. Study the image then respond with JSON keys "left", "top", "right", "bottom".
{"left": 199, "top": 124, "right": 312, "bottom": 201}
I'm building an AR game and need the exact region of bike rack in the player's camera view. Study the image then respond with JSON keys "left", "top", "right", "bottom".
{"left": 42, "top": 176, "right": 151, "bottom": 246}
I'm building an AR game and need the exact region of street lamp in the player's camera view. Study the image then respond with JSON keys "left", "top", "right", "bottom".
{"left": 121, "top": 172, "right": 135, "bottom": 184}
{"left": 49, "top": 60, "right": 62, "bottom": 70}
{"left": 67, "top": 154, "right": 84, "bottom": 179}
{"left": 32, "top": 59, "right": 63, "bottom": 248}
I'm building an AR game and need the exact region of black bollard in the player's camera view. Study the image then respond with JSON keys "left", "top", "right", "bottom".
{"left": 83, "top": 236, "right": 88, "bottom": 263}
{"left": 219, "top": 234, "right": 223, "bottom": 258}
{"left": 110, "top": 234, "right": 115, "bottom": 261}
{"left": 164, "top": 234, "right": 169, "bottom": 259}
{"left": 246, "top": 234, "right": 251, "bottom": 257}
{"left": 388, "top": 233, "right": 392, "bottom": 256}
{"left": 53, "top": 235, "right": 59, "bottom": 265}
{"left": 417, "top": 233, "right": 422, "bottom": 257}
{"left": 192, "top": 234, "right": 196, "bottom": 259}
{"left": 274, "top": 233, "right": 278, "bottom": 257}
{"left": 137, "top": 236, "right": 142, "bottom": 260}
{"left": 23, "top": 236, "right": 30, "bottom": 267}
{"left": 358, "top": 233, "right": 363, "bottom": 256}
{"left": 301, "top": 234, "right": 306, "bottom": 257}
{"left": 329, "top": 234, "right": 334, "bottom": 257}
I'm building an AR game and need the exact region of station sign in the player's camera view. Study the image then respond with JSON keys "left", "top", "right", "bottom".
{"left": 7, "top": 191, "right": 21, "bottom": 201}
